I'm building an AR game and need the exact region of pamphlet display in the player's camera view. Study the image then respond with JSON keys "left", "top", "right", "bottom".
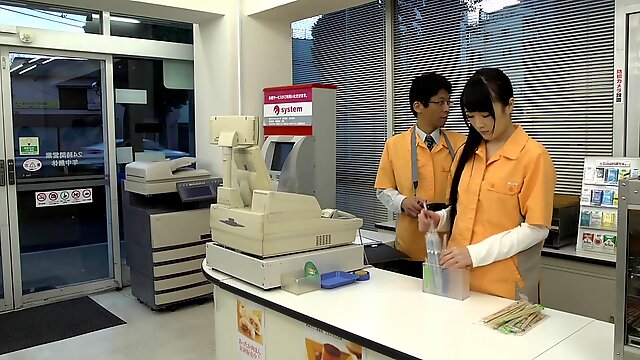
{"left": 577, "top": 157, "right": 640, "bottom": 259}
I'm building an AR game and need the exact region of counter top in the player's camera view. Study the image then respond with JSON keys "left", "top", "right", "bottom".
{"left": 536, "top": 319, "right": 614, "bottom": 360}
{"left": 541, "top": 244, "right": 616, "bottom": 267}
{"left": 353, "top": 229, "right": 396, "bottom": 245}
{"left": 204, "top": 262, "right": 600, "bottom": 360}
{"left": 375, "top": 220, "right": 396, "bottom": 232}
{"left": 374, "top": 221, "right": 616, "bottom": 267}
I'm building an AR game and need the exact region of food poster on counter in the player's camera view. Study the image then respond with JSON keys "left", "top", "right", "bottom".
{"left": 236, "top": 298, "right": 265, "bottom": 360}
{"left": 304, "top": 324, "right": 365, "bottom": 360}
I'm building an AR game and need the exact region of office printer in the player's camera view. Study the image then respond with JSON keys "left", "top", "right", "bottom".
{"left": 124, "top": 157, "right": 212, "bottom": 195}
{"left": 122, "top": 157, "right": 221, "bottom": 310}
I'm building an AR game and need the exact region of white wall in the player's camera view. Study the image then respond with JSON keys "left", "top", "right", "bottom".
{"left": 193, "top": 0, "right": 376, "bottom": 175}
{"left": 193, "top": 1, "right": 292, "bottom": 176}
{"left": 193, "top": 1, "right": 240, "bottom": 175}
{"left": 239, "top": 9, "right": 292, "bottom": 117}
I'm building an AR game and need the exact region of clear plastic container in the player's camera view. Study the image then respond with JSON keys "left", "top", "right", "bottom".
{"left": 281, "top": 270, "right": 321, "bottom": 295}
{"left": 422, "top": 263, "right": 470, "bottom": 300}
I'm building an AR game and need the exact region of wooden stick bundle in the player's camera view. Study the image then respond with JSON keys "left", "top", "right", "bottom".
{"left": 482, "top": 302, "right": 547, "bottom": 334}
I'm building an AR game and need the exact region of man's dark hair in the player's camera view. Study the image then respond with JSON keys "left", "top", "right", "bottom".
{"left": 409, "top": 72, "right": 452, "bottom": 117}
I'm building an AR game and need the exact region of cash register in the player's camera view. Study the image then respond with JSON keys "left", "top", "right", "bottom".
{"left": 206, "top": 116, "right": 365, "bottom": 289}
{"left": 123, "top": 157, "right": 221, "bottom": 310}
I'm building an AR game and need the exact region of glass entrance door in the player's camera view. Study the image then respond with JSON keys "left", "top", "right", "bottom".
{"left": 1, "top": 49, "right": 117, "bottom": 309}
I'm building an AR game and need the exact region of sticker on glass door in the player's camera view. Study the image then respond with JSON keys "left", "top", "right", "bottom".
{"left": 22, "top": 159, "right": 42, "bottom": 172}
{"left": 35, "top": 188, "right": 93, "bottom": 207}
{"left": 18, "top": 137, "right": 39, "bottom": 155}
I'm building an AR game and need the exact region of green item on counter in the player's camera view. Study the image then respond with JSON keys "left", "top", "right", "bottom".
{"left": 304, "top": 261, "right": 318, "bottom": 278}
{"left": 423, "top": 263, "right": 431, "bottom": 289}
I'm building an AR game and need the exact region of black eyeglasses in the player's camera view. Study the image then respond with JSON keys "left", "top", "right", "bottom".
{"left": 428, "top": 100, "right": 454, "bottom": 107}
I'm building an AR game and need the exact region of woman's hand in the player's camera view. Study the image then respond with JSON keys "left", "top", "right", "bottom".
{"left": 418, "top": 209, "right": 441, "bottom": 232}
{"left": 440, "top": 247, "right": 472, "bottom": 269}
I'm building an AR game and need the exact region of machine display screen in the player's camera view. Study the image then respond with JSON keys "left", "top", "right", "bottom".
{"left": 271, "top": 142, "right": 294, "bottom": 172}
{"left": 182, "top": 186, "right": 213, "bottom": 199}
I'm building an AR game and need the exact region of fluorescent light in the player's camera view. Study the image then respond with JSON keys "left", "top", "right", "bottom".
{"left": 111, "top": 16, "right": 140, "bottom": 24}
{"left": 57, "top": 57, "right": 88, "bottom": 61}
{"left": 94, "top": 13, "right": 140, "bottom": 24}
{"left": 28, "top": 56, "right": 42, "bottom": 63}
{"left": 10, "top": 64, "right": 22, "bottom": 72}
{"left": 43, "top": 57, "right": 87, "bottom": 62}
{"left": 18, "top": 64, "right": 36, "bottom": 75}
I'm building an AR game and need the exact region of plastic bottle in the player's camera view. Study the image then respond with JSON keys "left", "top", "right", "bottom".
{"left": 425, "top": 219, "right": 443, "bottom": 292}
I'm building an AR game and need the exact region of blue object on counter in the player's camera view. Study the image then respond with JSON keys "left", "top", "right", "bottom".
{"left": 354, "top": 270, "right": 370, "bottom": 281}
{"left": 321, "top": 271, "right": 359, "bottom": 289}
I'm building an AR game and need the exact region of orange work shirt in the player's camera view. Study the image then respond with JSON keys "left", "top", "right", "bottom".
{"left": 450, "top": 125, "right": 556, "bottom": 301}
{"left": 375, "top": 126, "right": 466, "bottom": 260}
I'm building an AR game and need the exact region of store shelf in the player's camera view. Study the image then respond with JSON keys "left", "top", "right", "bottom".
{"left": 583, "top": 182, "right": 621, "bottom": 188}
{"left": 580, "top": 204, "right": 618, "bottom": 209}
{"left": 579, "top": 226, "right": 617, "bottom": 232}
{"left": 572, "top": 249, "right": 616, "bottom": 263}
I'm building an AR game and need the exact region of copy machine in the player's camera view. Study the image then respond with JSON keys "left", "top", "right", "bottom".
{"left": 123, "top": 157, "right": 221, "bottom": 310}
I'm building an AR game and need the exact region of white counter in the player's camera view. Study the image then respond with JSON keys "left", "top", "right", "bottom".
{"left": 353, "top": 229, "right": 396, "bottom": 245}
{"left": 204, "top": 262, "right": 609, "bottom": 360}
{"left": 536, "top": 320, "right": 614, "bottom": 360}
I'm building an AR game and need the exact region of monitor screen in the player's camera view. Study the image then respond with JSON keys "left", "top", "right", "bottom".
{"left": 270, "top": 142, "right": 294, "bottom": 171}
{"left": 182, "top": 186, "right": 213, "bottom": 198}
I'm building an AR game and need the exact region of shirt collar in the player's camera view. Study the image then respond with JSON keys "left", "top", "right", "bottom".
{"left": 482, "top": 125, "right": 529, "bottom": 160}
{"left": 414, "top": 125, "right": 440, "bottom": 145}
{"left": 502, "top": 125, "right": 529, "bottom": 159}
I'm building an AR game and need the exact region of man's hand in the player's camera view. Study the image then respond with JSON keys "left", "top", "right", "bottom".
{"left": 401, "top": 196, "right": 426, "bottom": 217}
{"left": 418, "top": 209, "right": 441, "bottom": 232}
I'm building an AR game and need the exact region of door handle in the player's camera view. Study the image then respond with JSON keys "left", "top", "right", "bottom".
{"left": 7, "top": 159, "right": 15, "bottom": 185}
{"left": 0, "top": 160, "right": 4, "bottom": 186}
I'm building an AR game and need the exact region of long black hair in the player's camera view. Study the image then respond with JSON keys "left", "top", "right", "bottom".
{"left": 449, "top": 68, "right": 514, "bottom": 233}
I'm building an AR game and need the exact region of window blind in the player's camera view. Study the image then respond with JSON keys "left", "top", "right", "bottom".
{"left": 393, "top": 0, "right": 614, "bottom": 195}
{"left": 292, "top": 1, "right": 388, "bottom": 229}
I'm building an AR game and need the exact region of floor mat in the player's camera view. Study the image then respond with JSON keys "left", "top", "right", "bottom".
{"left": 0, "top": 296, "right": 126, "bottom": 355}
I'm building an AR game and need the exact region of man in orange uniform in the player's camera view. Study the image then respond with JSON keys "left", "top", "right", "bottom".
{"left": 375, "top": 72, "right": 466, "bottom": 278}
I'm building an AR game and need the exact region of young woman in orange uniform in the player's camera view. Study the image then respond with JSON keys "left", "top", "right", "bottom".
{"left": 419, "top": 68, "right": 556, "bottom": 302}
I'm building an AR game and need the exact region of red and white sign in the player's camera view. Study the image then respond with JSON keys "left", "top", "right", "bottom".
{"left": 616, "top": 69, "right": 623, "bottom": 103}
{"left": 263, "top": 102, "right": 312, "bottom": 118}
{"left": 264, "top": 88, "right": 312, "bottom": 104}
{"left": 36, "top": 188, "right": 93, "bottom": 208}
{"left": 263, "top": 87, "right": 313, "bottom": 127}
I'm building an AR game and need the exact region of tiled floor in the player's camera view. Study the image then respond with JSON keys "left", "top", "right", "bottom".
{"left": 0, "top": 288, "right": 216, "bottom": 360}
